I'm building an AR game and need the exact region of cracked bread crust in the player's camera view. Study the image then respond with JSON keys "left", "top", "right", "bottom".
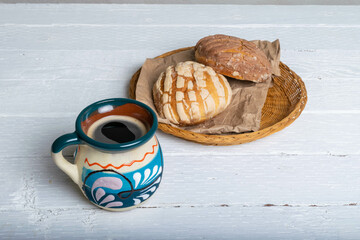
{"left": 195, "top": 34, "right": 272, "bottom": 83}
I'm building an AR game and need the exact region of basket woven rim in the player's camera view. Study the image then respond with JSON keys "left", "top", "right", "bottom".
{"left": 129, "top": 47, "right": 307, "bottom": 145}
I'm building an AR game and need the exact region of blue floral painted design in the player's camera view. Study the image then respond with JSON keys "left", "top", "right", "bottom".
{"left": 81, "top": 146, "right": 163, "bottom": 209}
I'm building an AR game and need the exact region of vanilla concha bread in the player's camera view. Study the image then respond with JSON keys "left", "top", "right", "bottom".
{"left": 153, "top": 61, "right": 232, "bottom": 126}
{"left": 195, "top": 34, "right": 272, "bottom": 83}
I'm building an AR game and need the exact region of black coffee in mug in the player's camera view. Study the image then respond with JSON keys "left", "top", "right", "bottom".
{"left": 87, "top": 116, "right": 147, "bottom": 144}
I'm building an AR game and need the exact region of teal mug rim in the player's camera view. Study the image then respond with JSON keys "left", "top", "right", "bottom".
{"left": 74, "top": 98, "right": 158, "bottom": 151}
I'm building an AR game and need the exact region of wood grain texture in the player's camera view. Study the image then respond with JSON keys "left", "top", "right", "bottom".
{"left": 1, "top": 0, "right": 360, "bottom": 5}
{"left": 2, "top": 206, "right": 360, "bottom": 239}
{"left": 1, "top": 50, "right": 359, "bottom": 114}
{"left": 1, "top": 50, "right": 359, "bottom": 80}
{"left": 1, "top": 206, "right": 360, "bottom": 240}
{"left": 1, "top": 155, "right": 360, "bottom": 209}
{"left": 0, "top": 4, "right": 360, "bottom": 239}
{"left": 0, "top": 114, "right": 359, "bottom": 157}
{"left": 2, "top": 154, "right": 360, "bottom": 238}
{"left": 1, "top": 26, "right": 360, "bottom": 50}
{"left": 0, "top": 5, "right": 359, "bottom": 25}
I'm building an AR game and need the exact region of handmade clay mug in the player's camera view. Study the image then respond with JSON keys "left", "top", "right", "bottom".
{"left": 51, "top": 98, "right": 163, "bottom": 211}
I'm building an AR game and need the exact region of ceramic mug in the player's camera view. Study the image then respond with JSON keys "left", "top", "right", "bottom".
{"left": 51, "top": 98, "right": 163, "bottom": 211}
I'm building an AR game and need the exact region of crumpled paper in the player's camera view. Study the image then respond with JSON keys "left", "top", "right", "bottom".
{"left": 135, "top": 39, "right": 280, "bottom": 134}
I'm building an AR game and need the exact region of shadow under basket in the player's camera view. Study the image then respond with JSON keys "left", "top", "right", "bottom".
{"left": 129, "top": 47, "right": 308, "bottom": 146}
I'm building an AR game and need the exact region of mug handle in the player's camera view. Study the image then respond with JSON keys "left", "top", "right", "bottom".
{"left": 51, "top": 132, "right": 82, "bottom": 185}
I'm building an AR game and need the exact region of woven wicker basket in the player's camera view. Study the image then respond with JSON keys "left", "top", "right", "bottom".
{"left": 129, "top": 47, "right": 307, "bottom": 145}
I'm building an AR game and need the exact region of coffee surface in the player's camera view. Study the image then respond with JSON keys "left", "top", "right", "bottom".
{"left": 87, "top": 116, "right": 147, "bottom": 144}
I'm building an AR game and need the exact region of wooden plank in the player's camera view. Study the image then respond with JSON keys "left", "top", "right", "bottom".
{"left": 0, "top": 113, "right": 358, "bottom": 158}
{"left": 1, "top": 206, "right": 360, "bottom": 239}
{"left": 2, "top": 0, "right": 360, "bottom": 4}
{"left": 2, "top": 154, "right": 359, "bottom": 209}
{"left": 281, "top": 49, "right": 360, "bottom": 79}
{"left": 0, "top": 50, "right": 151, "bottom": 80}
{"left": 1, "top": 77, "right": 359, "bottom": 114}
{"left": 0, "top": 49, "right": 359, "bottom": 114}
{"left": 0, "top": 74, "right": 360, "bottom": 113}
{"left": 0, "top": 49, "right": 359, "bottom": 80}
{"left": 0, "top": 26, "right": 359, "bottom": 50}
{"left": 0, "top": 5, "right": 359, "bottom": 25}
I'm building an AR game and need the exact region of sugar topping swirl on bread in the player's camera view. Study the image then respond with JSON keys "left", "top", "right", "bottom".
{"left": 152, "top": 61, "right": 232, "bottom": 126}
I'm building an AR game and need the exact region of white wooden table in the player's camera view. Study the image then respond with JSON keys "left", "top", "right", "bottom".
{"left": 1, "top": 4, "right": 360, "bottom": 239}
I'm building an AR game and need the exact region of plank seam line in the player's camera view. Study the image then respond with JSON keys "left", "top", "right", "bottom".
{"left": 1, "top": 153, "right": 358, "bottom": 158}
{"left": 2, "top": 77, "right": 360, "bottom": 81}
{"left": 1, "top": 111, "right": 360, "bottom": 117}
{"left": 1, "top": 49, "right": 360, "bottom": 52}
{"left": 1, "top": 23, "right": 360, "bottom": 28}
{"left": 0, "top": 203, "right": 358, "bottom": 212}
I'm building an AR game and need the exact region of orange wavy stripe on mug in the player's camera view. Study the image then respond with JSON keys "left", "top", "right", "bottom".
{"left": 84, "top": 140, "right": 158, "bottom": 170}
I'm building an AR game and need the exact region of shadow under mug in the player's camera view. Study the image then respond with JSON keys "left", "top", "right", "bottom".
{"left": 51, "top": 98, "right": 163, "bottom": 211}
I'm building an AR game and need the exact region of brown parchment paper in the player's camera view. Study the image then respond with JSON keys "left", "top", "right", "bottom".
{"left": 135, "top": 39, "right": 280, "bottom": 134}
